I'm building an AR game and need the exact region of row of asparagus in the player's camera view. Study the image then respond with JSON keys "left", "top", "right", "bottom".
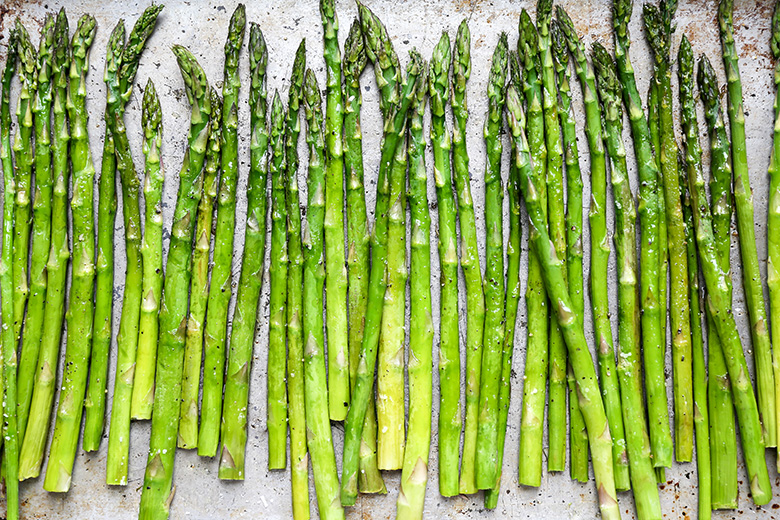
{"left": 2, "top": 0, "right": 780, "bottom": 519}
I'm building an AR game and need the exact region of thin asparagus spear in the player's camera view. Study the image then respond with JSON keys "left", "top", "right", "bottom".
{"left": 613, "top": 0, "right": 670, "bottom": 471}
{"left": 18, "top": 12, "right": 68, "bottom": 479}
{"left": 17, "top": 15, "right": 54, "bottom": 441}
{"left": 718, "top": 0, "right": 777, "bottom": 447}
{"left": 475, "top": 28, "right": 507, "bottom": 491}
{"left": 342, "top": 21, "right": 385, "bottom": 493}
{"left": 678, "top": 36, "right": 712, "bottom": 519}
{"left": 396, "top": 61, "right": 431, "bottom": 520}
{"left": 285, "top": 40, "right": 309, "bottom": 518}
{"left": 218, "top": 23, "right": 269, "bottom": 480}
{"left": 138, "top": 46, "right": 211, "bottom": 519}
{"left": 302, "top": 69, "right": 345, "bottom": 520}
{"left": 591, "top": 42, "right": 662, "bottom": 520}
{"left": 517, "top": 11, "right": 549, "bottom": 488}
{"left": 199, "top": 5, "right": 246, "bottom": 457}
{"left": 770, "top": 0, "right": 780, "bottom": 467}
{"left": 451, "top": 19, "right": 485, "bottom": 495}
{"left": 507, "top": 84, "right": 621, "bottom": 520}
{"left": 42, "top": 16, "right": 97, "bottom": 493}
{"left": 340, "top": 4, "right": 421, "bottom": 504}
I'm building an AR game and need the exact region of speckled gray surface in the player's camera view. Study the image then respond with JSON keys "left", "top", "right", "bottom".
{"left": 1, "top": 0, "right": 780, "bottom": 518}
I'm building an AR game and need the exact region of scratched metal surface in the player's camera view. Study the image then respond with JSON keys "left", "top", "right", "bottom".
{"left": 1, "top": 0, "right": 780, "bottom": 518}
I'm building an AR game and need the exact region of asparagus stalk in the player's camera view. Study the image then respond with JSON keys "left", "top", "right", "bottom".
{"left": 591, "top": 42, "right": 662, "bottom": 520}
{"left": 475, "top": 28, "right": 507, "bottom": 490}
{"left": 17, "top": 15, "right": 55, "bottom": 441}
{"left": 718, "top": 0, "right": 777, "bottom": 447}
{"left": 678, "top": 36, "right": 712, "bottom": 519}
{"left": 770, "top": 0, "right": 780, "bottom": 466}
{"left": 138, "top": 46, "right": 211, "bottom": 519}
{"left": 302, "top": 69, "right": 345, "bottom": 520}
{"left": 507, "top": 84, "right": 620, "bottom": 520}
{"left": 342, "top": 21, "right": 385, "bottom": 493}
{"left": 450, "top": 19, "right": 485, "bottom": 495}
{"left": 43, "top": 16, "right": 97, "bottom": 493}
{"left": 199, "top": 6, "right": 247, "bottom": 457}
{"left": 396, "top": 61, "right": 431, "bottom": 520}
{"left": 698, "top": 54, "right": 738, "bottom": 509}
{"left": 613, "top": 0, "right": 671, "bottom": 470}
{"left": 284, "top": 40, "right": 310, "bottom": 518}
{"left": 340, "top": 4, "right": 421, "bottom": 503}
{"left": 517, "top": 11, "right": 549, "bottom": 488}
{"left": 219, "top": 23, "right": 269, "bottom": 480}
{"left": 18, "top": 12, "right": 68, "bottom": 479}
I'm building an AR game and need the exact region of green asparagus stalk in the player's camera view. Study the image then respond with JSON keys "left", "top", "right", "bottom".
{"left": 718, "top": 0, "right": 777, "bottom": 447}
{"left": 284, "top": 40, "right": 309, "bottom": 519}
{"left": 17, "top": 15, "right": 55, "bottom": 441}
{"left": 43, "top": 15, "right": 97, "bottom": 493}
{"left": 451, "top": 19, "right": 486, "bottom": 495}
{"left": 770, "top": 0, "right": 780, "bottom": 463}
{"left": 18, "top": 12, "right": 68, "bottom": 479}
{"left": 342, "top": 21, "right": 385, "bottom": 493}
{"left": 697, "top": 54, "right": 738, "bottom": 509}
{"left": 396, "top": 62, "right": 431, "bottom": 520}
{"left": 218, "top": 23, "right": 268, "bottom": 480}
{"left": 340, "top": 4, "right": 421, "bottom": 504}
{"left": 199, "top": 5, "right": 246, "bottom": 457}
{"left": 301, "top": 69, "right": 345, "bottom": 520}
{"left": 475, "top": 28, "right": 507, "bottom": 491}
{"left": 591, "top": 42, "right": 662, "bottom": 520}
{"left": 613, "top": 0, "right": 671, "bottom": 471}
{"left": 138, "top": 46, "right": 211, "bottom": 519}
{"left": 506, "top": 84, "right": 621, "bottom": 520}
{"left": 517, "top": 11, "right": 549, "bottom": 488}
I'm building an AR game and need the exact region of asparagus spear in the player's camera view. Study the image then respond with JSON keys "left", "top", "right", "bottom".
{"left": 138, "top": 46, "right": 211, "bottom": 519}
{"left": 450, "top": 19, "right": 485, "bottom": 495}
{"left": 284, "top": 40, "right": 310, "bottom": 518}
{"left": 678, "top": 36, "right": 712, "bottom": 519}
{"left": 18, "top": 12, "right": 68, "bottom": 479}
{"left": 718, "top": 0, "right": 777, "bottom": 447}
{"left": 475, "top": 28, "right": 507, "bottom": 490}
{"left": 396, "top": 61, "right": 431, "bottom": 520}
{"left": 342, "top": 21, "right": 385, "bottom": 493}
{"left": 302, "top": 69, "right": 345, "bottom": 520}
{"left": 770, "top": 1, "right": 780, "bottom": 463}
{"left": 199, "top": 5, "right": 246, "bottom": 457}
{"left": 506, "top": 84, "right": 620, "bottom": 520}
{"left": 43, "top": 15, "right": 97, "bottom": 493}
{"left": 219, "top": 23, "right": 269, "bottom": 480}
{"left": 592, "top": 42, "right": 662, "bottom": 520}
{"left": 0, "top": 23, "right": 18, "bottom": 520}
{"left": 697, "top": 54, "right": 738, "bottom": 509}
{"left": 613, "top": 0, "right": 670, "bottom": 471}
{"left": 517, "top": 11, "right": 549, "bottom": 488}
{"left": 340, "top": 5, "right": 421, "bottom": 504}
{"left": 17, "top": 15, "right": 54, "bottom": 441}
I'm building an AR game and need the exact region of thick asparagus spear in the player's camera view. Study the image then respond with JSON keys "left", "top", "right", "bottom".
{"left": 342, "top": 21, "right": 385, "bottom": 493}
{"left": 517, "top": 11, "right": 549, "bottom": 488}
{"left": 219, "top": 23, "right": 269, "bottom": 480}
{"left": 451, "top": 19, "right": 485, "bottom": 495}
{"left": 396, "top": 61, "right": 431, "bottom": 520}
{"left": 42, "top": 15, "right": 97, "bottom": 493}
{"left": 612, "top": 0, "right": 670, "bottom": 471}
{"left": 302, "top": 69, "right": 345, "bottom": 520}
{"left": 284, "top": 40, "right": 310, "bottom": 519}
{"left": 718, "top": 0, "right": 777, "bottom": 447}
{"left": 17, "top": 15, "right": 54, "bottom": 441}
{"left": 199, "top": 6, "right": 246, "bottom": 457}
{"left": 770, "top": 1, "right": 780, "bottom": 462}
{"left": 18, "top": 12, "right": 68, "bottom": 479}
{"left": 591, "top": 42, "right": 662, "bottom": 520}
{"left": 138, "top": 46, "right": 211, "bottom": 519}
{"left": 506, "top": 84, "right": 621, "bottom": 520}
{"left": 475, "top": 28, "right": 507, "bottom": 491}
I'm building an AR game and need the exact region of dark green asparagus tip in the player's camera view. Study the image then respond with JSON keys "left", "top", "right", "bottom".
{"left": 344, "top": 19, "right": 366, "bottom": 80}
{"left": 718, "top": 0, "right": 733, "bottom": 31}
{"left": 518, "top": 9, "right": 539, "bottom": 64}
{"left": 550, "top": 20, "right": 568, "bottom": 70}
{"left": 320, "top": 0, "right": 336, "bottom": 21}
{"left": 288, "top": 39, "right": 307, "bottom": 109}
{"left": 678, "top": 34, "right": 694, "bottom": 84}
{"left": 555, "top": 5, "right": 577, "bottom": 44}
{"left": 613, "top": 0, "right": 634, "bottom": 39}
{"left": 591, "top": 41, "right": 621, "bottom": 106}
{"left": 2, "top": 28, "right": 18, "bottom": 87}
{"left": 15, "top": 19, "right": 38, "bottom": 86}
{"left": 72, "top": 14, "right": 98, "bottom": 61}
{"left": 249, "top": 23, "right": 269, "bottom": 78}
{"left": 509, "top": 50, "right": 522, "bottom": 87}
{"left": 453, "top": 19, "right": 471, "bottom": 86}
{"left": 407, "top": 48, "right": 424, "bottom": 87}
{"left": 696, "top": 54, "right": 719, "bottom": 112}
{"left": 772, "top": 0, "right": 780, "bottom": 59}
{"left": 52, "top": 10, "right": 69, "bottom": 86}
{"left": 303, "top": 68, "right": 323, "bottom": 113}
{"left": 210, "top": 87, "right": 223, "bottom": 127}
{"left": 505, "top": 83, "right": 525, "bottom": 131}
{"left": 357, "top": 2, "right": 400, "bottom": 74}
{"left": 271, "top": 90, "right": 284, "bottom": 127}
{"left": 225, "top": 4, "right": 247, "bottom": 69}
{"left": 105, "top": 21, "right": 126, "bottom": 93}
{"left": 643, "top": 1, "right": 676, "bottom": 64}
{"left": 38, "top": 13, "right": 56, "bottom": 67}
{"left": 487, "top": 33, "right": 509, "bottom": 104}
{"left": 120, "top": 3, "right": 164, "bottom": 97}
{"left": 142, "top": 79, "right": 162, "bottom": 135}
{"left": 172, "top": 45, "right": 209, "bottom": 107}
{"left": 429, "top": 32, "right": 451, "bottom": 116}
{"left": 412, "top": 57, "right": 429, "bottom": 109}
{"left": 536, "top": 0, "right": 553, "bottom": 30}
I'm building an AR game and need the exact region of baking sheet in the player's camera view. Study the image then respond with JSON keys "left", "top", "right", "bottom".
{"left": 1, "top": 0, "right": 780, "bottom": 518}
